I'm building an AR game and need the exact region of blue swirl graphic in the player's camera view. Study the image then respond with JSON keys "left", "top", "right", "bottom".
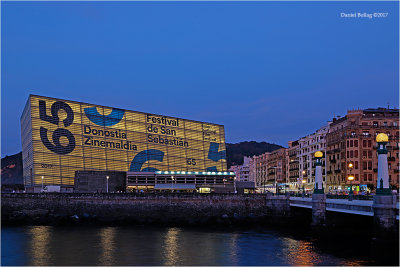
{"left": 130, "top": 149, "right": 164, "bottom": 172}
{"left": 206, "top": 166, "right": 218, "bottom": 172}
{"left": 84, "top": 107, "right": 125, "bottom": 126}
{"left": 207, "top": 142, "right": 226, "bottom": 161}
{"left": 207, "top": 142, "right": 226, "bottom": 172}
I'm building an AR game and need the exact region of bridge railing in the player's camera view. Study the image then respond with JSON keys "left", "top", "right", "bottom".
{"left": 326, "top": 194, "right": 374, "bottom": 201}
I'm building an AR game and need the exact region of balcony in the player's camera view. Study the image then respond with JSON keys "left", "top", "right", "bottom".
{"left": 349, "top": 124, "right": 399, "bottom": 129}
{"left": 371, "top": 125, "right": 398, "bottom": 129}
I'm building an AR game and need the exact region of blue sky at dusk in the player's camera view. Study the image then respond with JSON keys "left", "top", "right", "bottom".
{"left": 1, "top": 1, "right": 399, "bottom": 156}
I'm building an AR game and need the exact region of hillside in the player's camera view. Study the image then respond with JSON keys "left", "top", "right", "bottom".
{"left": 1, "top": 152, "right": 23, "bottom": 186}
{"left": 226, "top": 141, "right": 283, "bottom": 168}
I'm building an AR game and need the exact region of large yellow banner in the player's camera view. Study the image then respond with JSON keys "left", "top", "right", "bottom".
{"left": 23, "top": 95, "right": 227, "bottom": 186}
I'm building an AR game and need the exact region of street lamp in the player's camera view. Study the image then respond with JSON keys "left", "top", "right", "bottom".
{"left": 275, "top": 169, "right": 278, "bottom": 195}
{"left": 271, "top": 166, "right": 280, "bottom": 195}
{"left": 262, "top": 177, "right": 265, "bottom": 194}
{"left": 347, "top": 162, "right": 354, "bottom": 200}
{"left": 302, "top": 179, "right": 306, "bottom": 198}
{"left": 106, "top": 176, "right": 109, "bottom": 193}
{"left": 348, "top": 175, "right": 354, "bottom": 201}
{"left": 301, "top": 170, "right": 306, "bottom": 194}
{"left": 41, "top": 176, "right": 44, "bottom": 192}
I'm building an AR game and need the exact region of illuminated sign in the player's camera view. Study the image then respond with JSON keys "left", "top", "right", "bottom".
{"left": 21, "top": 95, "right": 227, "bottom": 187}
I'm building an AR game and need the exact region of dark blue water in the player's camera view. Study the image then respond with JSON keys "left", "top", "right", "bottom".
{"left": 2, "top": 226, "right": 374, "bottom": 266}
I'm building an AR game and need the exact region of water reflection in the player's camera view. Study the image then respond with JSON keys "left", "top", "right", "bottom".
{"left": 282, "top": 236, "right": 370, "bottom": 266}
{"left": 98, "top": 227, "right": 116, "bottom": 266}
{"left": 1, "top": 226, "right": 380, "bottom": 266}
{"left": 228, "top": 232, "right": 239, "bottom": 266}
{"left": 283, "top": 238, "right": 317, "bottom": 266}
{"left": 28, "top": 226, "right": 52, "bottom": 266}
{"left": 163, "top": 227, "right": 181, "bottom": 265}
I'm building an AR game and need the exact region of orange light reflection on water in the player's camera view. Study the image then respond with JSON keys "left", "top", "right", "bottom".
{"left": 98, "top": 227, "right": 116, "bottom": 266}
{"left": 283, "top": 237, "right": 369, "bottom": 266}
{"left": 29, "top": 226, "right": 52, "bottom": 266}
{"left": 163, "top": 227, "right": 181, "bottom": 266}
{"left": 284, "top": 238, "right": 317, "bottom": 266}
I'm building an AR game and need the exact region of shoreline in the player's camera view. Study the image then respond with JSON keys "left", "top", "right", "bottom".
{"left": 2, "top": 193, "right": 399, "bottom": 265}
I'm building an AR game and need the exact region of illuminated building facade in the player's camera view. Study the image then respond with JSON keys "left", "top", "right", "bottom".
{"left": 126, "top": 171, "right": 235, "bottom": 193}
{"left": 326, "top": 108, "right": 399, "bottom": 191}
{"left": 21, "top": 95, "right": 227, "bottom": 192}
{"left": 286, "top": 140, "right": 300, "bottom": 191}
{"left": 254, "top": 152, "right": 270, "bottom": 188}
{"left": 297, "top": 123, "right": 330, "bottom": 191}
{"left": 266, "top": 148, "right": 287, "bottom": 186}
{"left": 228, "top": 156, "right": 251, "bottom": 182}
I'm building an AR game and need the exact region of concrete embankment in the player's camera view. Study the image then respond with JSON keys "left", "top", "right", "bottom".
{"left": 1, "top": 193, "right": 294, "bottom": 226}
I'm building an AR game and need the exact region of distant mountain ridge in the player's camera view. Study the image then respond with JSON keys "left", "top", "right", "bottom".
{"left": 1, "top": 141, "right": 282, "bottom": 186}
{"left": 226, "top": 141, "right": 283, "bottom": 168}
{"left": 1, "top": 152, "right": 23, "bottom": 186}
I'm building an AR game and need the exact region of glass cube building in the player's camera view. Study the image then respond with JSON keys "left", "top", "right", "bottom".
{"left": 21, "top": 95, "right": 227, "bottom": 192}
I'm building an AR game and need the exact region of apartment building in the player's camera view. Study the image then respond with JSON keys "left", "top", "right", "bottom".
{"left": 326, "top": 108, "right": 399, "bottom": 191}
{"left": 286, "top": 140, "right": 300, "bottom": 191}
{"left": 228, "top": 156, "right": 252, "bottom": 182}
{"left": 298, "top": 123, "right": 331, "bottom": 191}
{"left": 249, "top": 157, "right": 257, "bottom": 183}
{"left": 228, "top": 165, "right": 240, "bottom": 179}
{"left": 266, "top": 148, "right": 287, "bottom": 187}
{"left": 253, "top": 152, "right": 270, "bottom": 188}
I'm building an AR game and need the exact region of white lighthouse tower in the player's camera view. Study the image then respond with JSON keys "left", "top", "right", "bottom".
{"left": 313, "top": 151, "right": 324, "bottom": 194}
{"left": 376, "top": 133, "right": 391, "bottom": 195}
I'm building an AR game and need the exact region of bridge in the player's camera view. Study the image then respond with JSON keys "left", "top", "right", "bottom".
{"left": 290, "top": 196, "right": 399, "bottom": 220}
